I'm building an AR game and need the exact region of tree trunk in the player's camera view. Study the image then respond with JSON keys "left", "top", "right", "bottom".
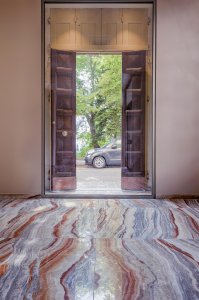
{"left": 86, "top": 114, "right": 100, "bottom": 148}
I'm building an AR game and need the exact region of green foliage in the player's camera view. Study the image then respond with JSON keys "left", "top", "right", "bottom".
{"left": 77, "top": 145, "right": 91, "bottom": 159}
{"left": 76, "top": 54, "right": 122, "bottom": 150}
{"left": 76, "top": 131, "right": 92, "bottom": 158}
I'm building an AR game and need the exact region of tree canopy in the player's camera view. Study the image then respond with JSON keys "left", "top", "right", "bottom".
{"left": 76, "top": 54, "right": 122, "bottom": 153}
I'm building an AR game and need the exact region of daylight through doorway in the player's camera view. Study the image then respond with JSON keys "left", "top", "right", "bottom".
{"left": 43, "top": 3, "right": 154, "bottom": 196}
{"left": 76, "top": 54, "right": 122, "bottom": 191}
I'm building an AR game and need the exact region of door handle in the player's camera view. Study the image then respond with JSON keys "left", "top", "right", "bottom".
{"left": 62, "top": 130, "right": 68, "bottom": 137}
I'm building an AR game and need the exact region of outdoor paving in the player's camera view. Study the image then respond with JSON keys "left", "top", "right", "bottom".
{"left": 76, "top": 164, "right": 121, "bottom": 190}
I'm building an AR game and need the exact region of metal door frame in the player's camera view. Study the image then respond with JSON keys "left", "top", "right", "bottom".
{"left": 41, "top": 0, "right": 156, "bottom": 198}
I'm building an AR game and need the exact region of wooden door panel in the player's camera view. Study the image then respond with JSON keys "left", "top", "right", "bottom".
{"left": 76, "top": 9, "right": 101, "bottom": 49}
{"left": 55, "top": 153, "right": 74, "bottom": 174}
{"left": 127, "top": 153, "right": 144, "bottom": 172}
{"left": 51, "top": 9, "right": 76, "bottom": 50}
{"left": 101, "top": 9, "right": 123, "bottom": 48}
{"left": 127, "top": 133, "right": 142, "bottom": 152}
{"left": 56, "top": 133, "right": 73, "bottom": 151}
{"left": 130, "top": 74, "right": 142, "bottom": 89}
{"left": 56, "top": 112, "right": 72, "bottom": 130}
{"left": 56, "top": 92, "right": 72, "bottom": 109}
{"left": 122, "top": 9, "right": 148, "bottom": 50}
{"left": 51, "top": 8, "right": 148, "bottom": 51}
{"left": 124, "top": 52, "right": 143, "bottom": 67}
{"left": 56, "top": 52, "right": 74, "bottom": 67}
{"left": 122, "top": 51, "right": 146, "bottom": 190}
{"left": 51, "top": 49, "right": 76, "bottom": 191}
{"left": 127, "top": 112, "right": 143, "bottom": 131}
{"left": 56, "top": 73, "right": 73, "bottom": 90}
{"left": 126, "top": 92, "right": 142, "bottom": 110}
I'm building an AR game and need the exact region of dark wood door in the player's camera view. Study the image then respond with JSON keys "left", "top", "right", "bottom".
{"left": 51, "top": 49, "right": 76, "bottom": 190}
{"left": 122, "top": 51, "right": 146, "bottom": 190}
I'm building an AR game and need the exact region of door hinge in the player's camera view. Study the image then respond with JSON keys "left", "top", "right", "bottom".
{"left": 47, "top": 17, "right": 51, "bottom": 25}
{"left": 48, "top": 91, "right": 51, "bottom": 102}
{"left": 48, "top": 43, "right": 51, "bottom": 60}
{"left": 147, "top": 96, "right": 150, "bottom": 103}
{"left": 146, "top": 171, "right": 149, "bottom": 180}
{"left": 147, "top": 45, "right": 152, "bottom": 65}
{"left": 48, "top": 169, "right": 50, "bottom": 181}
{"left": 147, "top": 17, "right": 151, "bottom": 26}
{"left": 147, "top": 57, "right": 152, "bottom": 65}
{"left": 74, "top": 15, "right": 78, "bottom": 24}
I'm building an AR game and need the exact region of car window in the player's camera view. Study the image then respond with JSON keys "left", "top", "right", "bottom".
{"left": 102, "top": 143, "right": 112, "bottom": 149}
{"left": 102, "top": 140, "right": 121, "bottom": 149}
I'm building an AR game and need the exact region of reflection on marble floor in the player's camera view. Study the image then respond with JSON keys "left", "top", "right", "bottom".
{"left": 0, "top": 196, "right": 199, "bottom": 300}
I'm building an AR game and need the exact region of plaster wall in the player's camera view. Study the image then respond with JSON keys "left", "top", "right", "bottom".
{"left": 0, "top": 0, "right": 199, "bottom": 196}
{"left": 156, "top": 0, "right": 199, "bottom": 195}
{"left": 0, "top": 0, "right": 41, "bottom": 194}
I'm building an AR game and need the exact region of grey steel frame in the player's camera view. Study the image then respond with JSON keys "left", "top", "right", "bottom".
{"left": 41, "top": 0, "right": 156, "bottom": 198}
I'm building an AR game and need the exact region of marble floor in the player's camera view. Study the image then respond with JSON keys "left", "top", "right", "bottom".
{"left": 0, "top": 196, "right": 199, "bottom": 300}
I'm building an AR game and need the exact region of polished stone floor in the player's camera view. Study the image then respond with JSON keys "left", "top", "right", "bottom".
{"left": 0, "top": 196, "right": 199, "bottom": 300}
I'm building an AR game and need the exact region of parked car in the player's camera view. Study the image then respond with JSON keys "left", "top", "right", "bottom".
{"left": 85, "top": 140, "right": 121, "bottom": 168}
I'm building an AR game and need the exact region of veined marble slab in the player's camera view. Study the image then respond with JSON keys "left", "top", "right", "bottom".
{"left": 0, "top": 196, "right": 198, "bottom": 299}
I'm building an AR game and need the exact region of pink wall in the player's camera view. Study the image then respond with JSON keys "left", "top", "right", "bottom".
{"left": 0, "top": 0, "right": 41, "bottom": 194}
{"left": 0, "top": 0, "right": 198, "bottom": 196}
{"left": 156, "top": 0, "right": 199, "bottom": 195}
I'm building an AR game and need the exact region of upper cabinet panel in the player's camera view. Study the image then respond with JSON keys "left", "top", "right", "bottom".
{"left": 122, "top": 9, "right": 148, "bottom": 50}
{"left": 51, "top": 9, "right": 76, "bottom": 50}
{"left": 50, "top": 8, "right": 148, "bottom": 51}
{"left": 101, "top": 9, "right": 123, "bottom": 50}
{"left": 75, "top": 9, "right": 101, "bottom": 50}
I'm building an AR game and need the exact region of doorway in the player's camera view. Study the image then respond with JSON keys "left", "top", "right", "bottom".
{"left": 76, "top": 54, "right": 122, "bottom": 192}
{"left": 43, "top": 3, "right": 155, "bottom": 197}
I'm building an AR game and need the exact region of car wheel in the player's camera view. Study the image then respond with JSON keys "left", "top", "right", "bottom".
{"left": 92, "top": 156, "right": 106, "bottom": 168}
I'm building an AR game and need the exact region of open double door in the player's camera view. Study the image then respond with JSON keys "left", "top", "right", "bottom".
{"left": 51, "top": 49, "right": 146, "bottom": 192}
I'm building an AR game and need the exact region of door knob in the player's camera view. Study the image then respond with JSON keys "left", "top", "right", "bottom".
{"left": 62, "top": 130, "right": 68, "bottom": 137}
